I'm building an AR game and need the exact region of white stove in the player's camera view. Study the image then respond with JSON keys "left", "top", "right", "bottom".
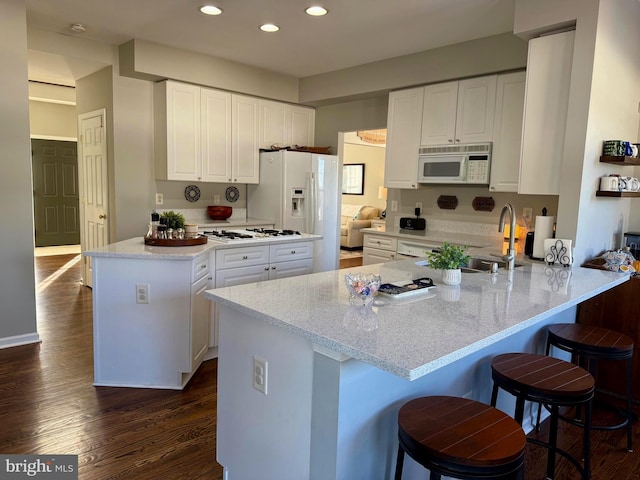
{"left": 201, "top": 228, "right": 302, "bottom": 244}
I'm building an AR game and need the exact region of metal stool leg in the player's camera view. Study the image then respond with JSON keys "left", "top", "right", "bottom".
{"left": 547, "top": 405, "right": 559, "bottom": 480}
{"left": 491, "top": 382, "right": 499, "bottom": 407}
{"left": 394, "top": 444, "right": 404, "bottom": 480}
{"left": 583, "top": 399, "right": 592, "bottom": 480}
{"left": 626, "top": 356, "right": 633, "bottom": 453}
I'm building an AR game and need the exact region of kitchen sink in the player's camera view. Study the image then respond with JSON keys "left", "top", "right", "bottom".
{"left": 461, "top": 257, "right": 523, "bottom": 273}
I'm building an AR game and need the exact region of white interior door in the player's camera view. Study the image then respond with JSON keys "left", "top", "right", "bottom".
{"left": 78, "top": 109, "right": 109, "bottom": 287}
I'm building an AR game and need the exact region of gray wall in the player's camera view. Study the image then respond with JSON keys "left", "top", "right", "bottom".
{"left": 0, "top": 0, "right": 38, "bottom": 343}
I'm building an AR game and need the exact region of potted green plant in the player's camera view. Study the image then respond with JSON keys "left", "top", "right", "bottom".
{"left": 160, "top": 210, "right": 186, "bottom": 230}
{"left": 424, "top": 242, "right": 470, "bottom": 286}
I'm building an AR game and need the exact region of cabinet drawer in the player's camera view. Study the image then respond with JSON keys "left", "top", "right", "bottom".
{"left": 192, "top": 255, "right": 210, "bottom": 282}
{"left": 215, "top": 264, "right": 270, "bottom": 287}
{"left": 363, "top": 247, "right": 396, "bottom": 266}
{"left": 363, "top": 235, "right": 397, "bottom": 251}
{"left": 269, "top": 241, "right": 312, "bottom": 262}
{"left": 216, "top": 245, "right": 270, "bottom": 269}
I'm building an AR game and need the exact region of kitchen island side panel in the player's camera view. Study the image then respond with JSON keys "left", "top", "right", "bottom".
{"left": 92, "top": 257, "right": 192, "bottom": 389}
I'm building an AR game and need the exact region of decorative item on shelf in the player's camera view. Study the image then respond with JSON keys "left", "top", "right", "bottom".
{"left": 544, "top": 239, "right": 572, "bottom": 267}
{"left": 344, "top": 273, "right": 381, "bottom": 305}
{"left": 437, "top": 195, "right": 458, "bottom": 210}
{"left": 472, "top": 196, "right": 495, "bottom": 212}
{"left": 225, "top": 186, "right": 239, "bottom": 202}
{"left": 603, "top": 140, "right": 635, "bottom": 157}
{"left": 207, "top": 205, "right": 232, "bottom": 220}
{"left": 424, "top": 242, "right": 470, "bottom": 286}
{"left": 184, "top": 185, "right": 201, "bottom": 202}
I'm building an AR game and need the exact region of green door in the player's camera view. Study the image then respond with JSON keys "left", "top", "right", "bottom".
{"left": 32, "top": 139, "right": 80, "bottom": 247}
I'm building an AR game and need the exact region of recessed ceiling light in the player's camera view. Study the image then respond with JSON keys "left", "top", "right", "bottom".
{"left": 260, "top": 24, "right": 280, "bottom": 32}
{"left": 70, "top": 23, "right": 86, "bottom": 33}
{"left": 305, "top": 6, "right": 328, "bottom": 16}
{"left": 199, "top": 5, "right": 222, "bottom": 15}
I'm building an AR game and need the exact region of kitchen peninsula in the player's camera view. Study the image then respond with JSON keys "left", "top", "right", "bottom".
{"left": 84, "top": 231, "right": 316, "bottom": 389}
{"left": 205, "top": 259, "right": 627, "bottom": 480}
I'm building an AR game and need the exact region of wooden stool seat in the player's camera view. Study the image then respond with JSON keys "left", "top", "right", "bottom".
{"left": 395, "top": 396, "right": 526, "bottom": 480}
{"left": 545, "top": 323, "right": 634, "bottom": 452}
{"left": 491, "top": 353, "right": 595, "bottom": 480}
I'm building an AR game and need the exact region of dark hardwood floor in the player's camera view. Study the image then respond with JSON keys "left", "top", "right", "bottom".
{"left": 0, "top": 253, "right": 638, "bottom": 479}
{"left": 0, "top": 254, "right": 223, "bottom": 479}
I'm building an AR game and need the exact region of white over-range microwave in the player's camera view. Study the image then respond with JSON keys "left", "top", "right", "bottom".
{"left": 417, "top": 143, "right": 492, "bottom": 185}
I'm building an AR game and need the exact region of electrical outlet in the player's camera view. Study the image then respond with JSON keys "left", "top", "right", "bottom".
{"left": 214, "top": 195, "right": 221, "bottom": 205}
{"left": 253, "top": 356, "right": 268, "bottom": 395}
{"left": 136, "top": 283, "right": 150, "bottom": 304}
{"left": 155, "top": 193, "right": 164, "bottom": 205}
{"left": 522, "top": 207, "right": 532, "bottom": 222}
{"left": 391, "top": 200, "right": 398, "bottom": 212}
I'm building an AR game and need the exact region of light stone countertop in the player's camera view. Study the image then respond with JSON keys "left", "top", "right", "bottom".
{"left": 83, "top": 234, "right": 317, "bottom": 260}
{"left": 205, "top": 258, "right": 628, "bottom": 380}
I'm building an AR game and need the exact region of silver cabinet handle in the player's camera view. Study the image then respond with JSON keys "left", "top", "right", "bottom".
{"left": 242, "top": 255, "right": 248, "bottom": 260}
{"left": 290, "top": 250, "right": 296, "bottom": 254}
{"left": 271, "top": 266, "right": 276, "bottom": 270}
{"left": 264, "top": 266, "right": 269, "bottom": 271}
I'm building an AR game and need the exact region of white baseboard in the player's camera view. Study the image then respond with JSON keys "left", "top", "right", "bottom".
{"left": 0, "top": 333, "right": 41, "bottom": 350}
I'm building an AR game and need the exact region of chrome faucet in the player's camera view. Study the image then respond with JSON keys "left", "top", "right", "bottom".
{"left": 498, "top": 203, "right": 516, "bottom": 270}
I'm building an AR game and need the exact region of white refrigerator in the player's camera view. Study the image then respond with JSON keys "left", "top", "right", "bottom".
{"left": 247, "top": 150, "right": 341, "bottom": 273}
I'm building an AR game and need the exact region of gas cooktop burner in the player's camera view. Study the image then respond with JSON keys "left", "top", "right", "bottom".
{"left": 246, "top": 228, "right": 301, "bottom": 236}
{"left": 203, "top": 230, "right": 253, "bottom": 240}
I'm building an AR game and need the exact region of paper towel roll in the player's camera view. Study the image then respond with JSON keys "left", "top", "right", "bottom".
{"left": 533, "top": 216, "right": 555, "bottom": 259}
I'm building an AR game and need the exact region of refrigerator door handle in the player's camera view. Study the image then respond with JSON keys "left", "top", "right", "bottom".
{"left": 307, "top": 172, "right": 317, "bottom": 234}
{"left": 304, "top": 172, "right": 313, "bottom": 233}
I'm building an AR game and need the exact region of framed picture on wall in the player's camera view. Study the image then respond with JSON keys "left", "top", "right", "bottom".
{"left": 342, "top": 163, "right": 365, "bottom": 195}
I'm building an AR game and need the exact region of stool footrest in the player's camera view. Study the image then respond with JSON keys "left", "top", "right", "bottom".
{"left": 526, "top": 438, "right": 587, "bottom": 478}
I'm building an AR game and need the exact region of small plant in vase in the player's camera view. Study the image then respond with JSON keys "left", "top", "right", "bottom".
{"left": 425, "top": 242, "right": 470, "bottom": 286}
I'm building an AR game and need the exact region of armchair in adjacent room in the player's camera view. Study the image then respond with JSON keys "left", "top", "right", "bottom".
{"left": 340, "top": 205, "right": 380, "bottom": 249}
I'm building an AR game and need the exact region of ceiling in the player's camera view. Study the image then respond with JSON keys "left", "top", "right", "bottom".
{"left": 25, "top": 0, "right": 516, "bottom": 86}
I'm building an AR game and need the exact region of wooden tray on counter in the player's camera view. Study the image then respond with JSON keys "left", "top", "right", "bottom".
{"left": 144, "top": 235, "right": 208, "bottom": 247}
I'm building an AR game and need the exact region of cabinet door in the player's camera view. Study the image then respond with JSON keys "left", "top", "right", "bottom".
{"left": 190, "top": 274, "right": 210, "bottom": 371}
{"left": 363, "top": 247, "right": 396, "bottom": 265}
{"left": 201, "top": 88, "right": 232, "bottom": 182}
{"left": 165, "top": 81, "right": 201, "bottom": 181}
{"left": 455, "top": 75, "right": 497, "bottom": 144}
{"left": 232, "top": 94, "right": 260, "bottom": 184}
{"left": 259, "top": 100, "right": 288, "bottom": 149}
{"left": 384, "top": 87, "right": 424, "bottom": 189}
{"left": 490, "top": 72, "right": 526, "bottom": 192}
{"left": 519, "top": 30, "right": 574, "bottom": 195}
{"left": 215, "top": 264, "right": 270, "bottom": 286}
{"left": 421, "top": 81, "right": 458, "bottom": 145}
{"left": 268, "top": 259, "right": 313, "bottom": 280}
{"left": 288, "top": 105, "right": 315, "bottom": 147}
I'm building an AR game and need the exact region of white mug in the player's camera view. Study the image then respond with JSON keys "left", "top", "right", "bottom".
{"left": 600, "top": 176, "right": 619, "bottom": 192}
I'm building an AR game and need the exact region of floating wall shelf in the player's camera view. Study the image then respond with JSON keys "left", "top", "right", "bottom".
{"left": 600, "top": 155, "right": 640, "bottom": 166}
{"left": 595, "top": 191, "right": 640, "bottom": 198}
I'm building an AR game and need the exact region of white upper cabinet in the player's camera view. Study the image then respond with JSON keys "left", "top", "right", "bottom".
{"left": 201, "top": 87, "right": 232, "bottom": 183}
{"left": 420, "top": 81, "right": 458, "bottom": 145}
{"left": 232, "top": 94, "right": 260, "bottom": 184}
{"left": 259, "top": 100, "right": 315, "bottom": 149}
{"left": 519, "top": 30, "right": 574, "bottom": 195}
{"left": 384, "top": 87, "right": 424, "bottom": 189}
{"left": 155, "top": 81, "right": 202, "bottom": 181}
{"left": 489, "top": 71, "right": 526, "bottom": 192}
{"left": 421, "top": 75, "right": 497, "bottom": 146}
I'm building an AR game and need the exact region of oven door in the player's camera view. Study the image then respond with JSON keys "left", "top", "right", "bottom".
{"left": 417, "top": 154, "right": 466, "bottom": 183}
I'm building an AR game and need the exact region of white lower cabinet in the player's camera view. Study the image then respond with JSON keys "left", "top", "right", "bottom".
{"left": 363, "top": 234, "right": 398, "bottom": 265}
{"left": 209, "top": 241, "right": 313, "bottom": 350}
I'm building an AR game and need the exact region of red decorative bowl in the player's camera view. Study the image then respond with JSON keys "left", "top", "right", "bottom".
{"left": 207, "top": 206, "right": 232, "bottom": 220}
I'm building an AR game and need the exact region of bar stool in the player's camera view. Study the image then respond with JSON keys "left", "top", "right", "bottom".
{"left": 543, "top": 323, "right": 634, "bottom": 452}
{"left": 491, "top": 353, "right": 594, "bottom": 480}
{"left": 395, "top": 396, "right": 526, "bottom": 480}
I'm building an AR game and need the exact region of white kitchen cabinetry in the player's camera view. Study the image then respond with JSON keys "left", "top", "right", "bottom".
{"left": 231, "top": 94, "right": 260, "bottom": 184}
{"left": 489, "top": 71, "right": 526, "bottom": 193}
{"left": 154, "top": 81, "right": 259, "bottom": 184}
{"left": 92, "top": 252, "right": 211, "bottom": 389}
{"left": 421, "top": 76, "right": 497, "bottom": 146}
{"left": 363, "top": 234, "right": 397, "bottom": 265}
{"left": 259, "top": 100, "right": 315, "bottom": 149}
{"left": 384, "top": 87, "right": 424, "bottom": 189}
{"left": 518, "top": 30, "right": 574, "bottom": 195}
